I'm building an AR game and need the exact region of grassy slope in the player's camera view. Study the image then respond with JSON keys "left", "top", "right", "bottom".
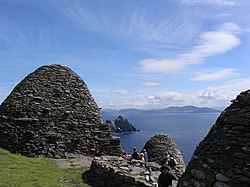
{"left": 0, "top": 148, "right": 91, "bottom": 187}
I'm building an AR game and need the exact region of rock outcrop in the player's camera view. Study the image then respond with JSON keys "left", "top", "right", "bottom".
{"left": 178, "top": 90, "right": 250, "bottom": 187}
{"left": 106, "top": 115, "right": 137, "bottom": 133}
{"left": 88, "top": 156, "right": 162, "bottom": 187}
{"left": 0, "top": 64, "right": 122, "bottom": 158}
{"left": 143, "top": 134, "right": 185, "bottom": 178}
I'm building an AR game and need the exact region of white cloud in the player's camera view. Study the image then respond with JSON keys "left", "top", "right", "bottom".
{"left": 220, "top": 22, "right": 241, "bottom": 33}
{"left": 189, "top": 30, "right": 240, "bottom": 58}
{"left": 191, "top": 68, "right": 235, "bottom": 81}
{"left": 98, "top": 90, "right": 194, "bottom": 109}
{"left": 139, "top": 58, "right": 187, "bottom": 73}
{"left": 142, "top": 82, "right": 161, "bottom": 87}
{"left": 147, "top": 95, "right": 155, "bottom": 100}
{"left": 199, "top": 79, "right": 250, "bottom": 101}
{"left": 139, "top": 22, "right": 241, "bottom": 73}
{"left": 111, "top": 88, "right": 133, "bottom": 95}
{"left": 98, "top": 78, "right": 250, "bottom": 109}
{"left": 181, "top": 0, "right": 236, "bottom": 6}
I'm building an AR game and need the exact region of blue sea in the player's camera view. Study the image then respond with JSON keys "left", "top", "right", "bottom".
{"left": 102, "top": 112, "right": 221, "bottom": 165}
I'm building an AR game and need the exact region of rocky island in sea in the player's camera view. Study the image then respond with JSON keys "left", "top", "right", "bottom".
{"left": 105, "top": 115, "right": 138, "bottom": 134}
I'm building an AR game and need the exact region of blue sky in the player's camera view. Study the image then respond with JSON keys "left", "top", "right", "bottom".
{"left": 1, "top": 0, "right": 250, "bottom": 109}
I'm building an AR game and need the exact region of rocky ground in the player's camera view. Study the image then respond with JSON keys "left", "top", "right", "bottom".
{"left": 54, "top": 153, "right": 93, "bottom": 169}
{"left": 88, "top": 156, "right": 178, "bottom": 187}
{"left": 54, "top": 154, "right": 178, "bottom": 187}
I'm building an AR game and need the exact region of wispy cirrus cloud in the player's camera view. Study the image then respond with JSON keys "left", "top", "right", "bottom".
{"left": 141, "top": 82, "right": 161, "bottom": 87}
{"left": 56, "top": 0, "right": 201, "bottom": 49}
{"left": 181, "top": 0, "right": 236, "bottom": 6}
{"left": 139, "top": 22, "right": 241, "bottom": 73}
{"left": 111, "top": 88, "right": 133, "bottom": 95}
{"left": 191, "top": 68, "right": 235, "bottom": 81}
{"left": 0, "top": 16, "right": 58, "bottom": 51}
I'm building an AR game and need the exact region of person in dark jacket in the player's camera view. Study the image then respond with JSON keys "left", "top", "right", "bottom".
{"left": 132, "top": 147, "right": 140, "bottom": 160}
{"left": 158, "top": 165, "right": 178, "bottom": 187}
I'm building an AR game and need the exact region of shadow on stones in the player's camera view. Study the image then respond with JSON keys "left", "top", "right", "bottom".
{"left": 82, "top": 170, "right": 93, "bottom": 187}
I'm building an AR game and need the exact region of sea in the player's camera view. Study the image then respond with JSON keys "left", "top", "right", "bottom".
{"left": 102, "top": 111, "right": 221, "bottom": 165}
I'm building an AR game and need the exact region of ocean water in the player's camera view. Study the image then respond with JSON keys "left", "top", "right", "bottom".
{"left": 102, "top": 112, "right": 221, "bottom": 165}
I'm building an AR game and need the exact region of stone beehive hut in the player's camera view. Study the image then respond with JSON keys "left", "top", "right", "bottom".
{"left": 178, "top": 90, "right": 250, "bottom": 187}
{"left": 0, "top": 64, "right": 122, "bottom": 158}
{"left": 143, "top": 134, "right": 185, "bottom": 178}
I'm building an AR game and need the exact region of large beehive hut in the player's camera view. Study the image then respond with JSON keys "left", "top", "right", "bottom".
{"left": 178, "top": 90, "right": 250, "bottom": 187}
{"left": 0, "top": 64, "right": 122, "bottom": 158}
{"left": 143, "top": 134, "right": 185, "bottom": 178}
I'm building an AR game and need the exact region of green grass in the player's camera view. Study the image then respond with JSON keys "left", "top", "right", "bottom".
{"left": 0, "top": 148, "right": 91, "bottom": 187}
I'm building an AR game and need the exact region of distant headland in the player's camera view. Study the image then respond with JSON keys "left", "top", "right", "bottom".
{"left": 102, "top": 105, "right": 220, "bottom": 114}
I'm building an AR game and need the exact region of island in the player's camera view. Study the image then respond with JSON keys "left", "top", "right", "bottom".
{"left": 105, "top": 115, "right": 138, "bottom": 134}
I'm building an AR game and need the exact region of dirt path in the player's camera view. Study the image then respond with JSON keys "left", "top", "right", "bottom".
{"left": 54, "top": 153, "right": 93, "bottom": 169}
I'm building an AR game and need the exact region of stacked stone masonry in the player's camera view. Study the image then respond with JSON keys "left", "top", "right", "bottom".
{"left": 0, "top": 64, "right": 122, "bottom": 158}
{"left": 143, "top": 134, "right": 185, "bottom": 178}
{"left": 88, "top": 156, "right": 162, "bottom": 187}
{"left": 178, "top": 89, "right": 250, "bottom": 187}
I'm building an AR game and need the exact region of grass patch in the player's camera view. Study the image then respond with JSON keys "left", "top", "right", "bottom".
{"left": 63, "top": 167, "right": 91, "bottom": 187}
{"left": 0, "top": 148, "right": 91, "bottom": 187}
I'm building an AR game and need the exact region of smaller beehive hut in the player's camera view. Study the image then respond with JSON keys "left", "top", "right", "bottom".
{"left": 143, "top": 134, "right": 185, "bottom": 178}
{"left": 0, "top": 64, "right": 122, "bottom": 158}
{"left": 178, "top": 90, "right": 250, "bottom": 187}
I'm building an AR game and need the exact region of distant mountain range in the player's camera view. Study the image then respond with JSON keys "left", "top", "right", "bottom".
{"left": 102, "top": 105, "right": 220, "bottom": 114}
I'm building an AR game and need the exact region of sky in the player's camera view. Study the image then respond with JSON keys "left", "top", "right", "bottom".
{"left": 1, "top": 0, "right": 250, "bottom": 110}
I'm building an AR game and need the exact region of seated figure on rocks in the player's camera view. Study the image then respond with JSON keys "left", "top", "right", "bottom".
{"left": 120, "top": 150, "right": 130, "bottom": 160}
{"left": 132, "top": 147, "right": 140, "bottom": 160}
{"left": 139, "top": 152, "right": 145, "bottom": 162}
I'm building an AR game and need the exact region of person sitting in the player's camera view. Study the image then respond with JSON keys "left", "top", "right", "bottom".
{"left": 141, "top": 149, "right": 148, "bottom": 163}
{"left": 132, "top": 147, "right": 140, "bottom": 160}
{"left": 140, "top": 152, "right": 145, "bottom": 162}
{"left": 158, "top": 165, "right": 178, "bottom": 187}
{"left": 121, "top": 150, "right": 130, "bottom": 160}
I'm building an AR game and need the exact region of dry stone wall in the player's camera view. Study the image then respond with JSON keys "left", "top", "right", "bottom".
{"left": 0, "top": 64, "right": 122, "bottom": 158}
{"left": 88, "top": 156, "right": 162, "bottom": 187}
{"left": 143, "top": 134, "right": 185, "bottom": 178}
{"left": 87, "top": 135, "right": 182, "bottom": 187}
{"left": 178, "top": 90, "right": 250, "bottom": 187}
